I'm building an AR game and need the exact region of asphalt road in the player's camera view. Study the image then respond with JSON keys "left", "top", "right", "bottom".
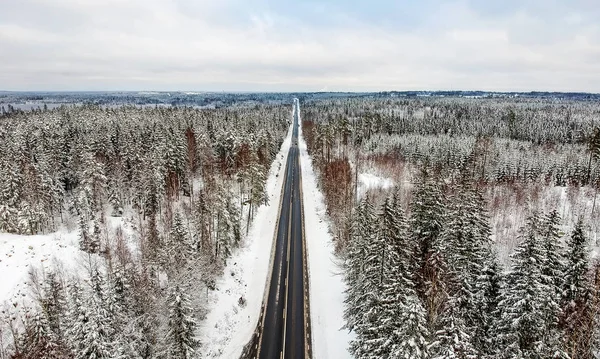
{"left": 257, "top": 99, "right": 310, "bottom": 359}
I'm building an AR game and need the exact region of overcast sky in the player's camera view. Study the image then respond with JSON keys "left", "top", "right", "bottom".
{"left": 1, "top": 0, "right": 599, "bottom": 92}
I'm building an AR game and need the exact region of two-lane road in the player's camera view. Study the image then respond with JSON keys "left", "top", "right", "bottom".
{"left": 256, "top": 99, "right": 310, "bottom": 359}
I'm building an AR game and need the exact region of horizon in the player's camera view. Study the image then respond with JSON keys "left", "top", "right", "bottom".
{"left": 2, "top": 89, "right": 600, "bottom": 95}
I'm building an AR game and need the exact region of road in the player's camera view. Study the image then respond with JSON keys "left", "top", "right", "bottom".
{"left": 256, "top": 99, "right": 311, "bottom": 359}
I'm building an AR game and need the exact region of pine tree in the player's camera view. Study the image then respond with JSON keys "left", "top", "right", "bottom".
{"left": 166, "top": 212, "right": 193, "bottom": 271}
{"left": 165, "top": 285, "right": 198, "bottom": 359}
{"left": 351, "top": 197, "right": 412, "bottom": 358}
{"left": 17, "top": 313, "right": 71, "bottom": 359}
{"left": 40, "top": 272, "right": 67, "bottom": 338}
{"left": 395, "top": 294, "right": 430, "bottom": 359}
{"left": 66, "top": 281, "right": 113, "bottom": 359}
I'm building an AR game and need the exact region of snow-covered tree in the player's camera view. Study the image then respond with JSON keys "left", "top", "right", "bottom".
{"left": 344, "top": 197, "right": 378, "bottom": 332}
{"left": 496, "top": 214, "right": 565, "bottom": 358}
{"left": 165, "top": 285, "right": 198, "bottom": 359}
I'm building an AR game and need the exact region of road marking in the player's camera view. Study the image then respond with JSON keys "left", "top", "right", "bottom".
{"left": 256, "top": 118, "right": 294, "bottom": 358}
{"left": 281, "top": 176, "right": 293, "bottom": 359}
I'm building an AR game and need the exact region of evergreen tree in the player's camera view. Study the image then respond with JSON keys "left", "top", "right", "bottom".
{"left": 66, "top": 281, "right": 113, "bottom": 359}
{"left": 439, "top": 183, "right": 491, "bottom": 335}
{"left": 409, "top": 175, "right": 447, "bottom": 305}
{"left": 496, "top": 214, "right": 565, "bottom": 358}
{"left": 165, "top": 285, "right": 198, "bottom": 359}
{"left": 16, "top": 313, "right": 71, "bottom": 359}
{"left": 395, "top": 294, "right": 431, "bottom": 359}
{"left": 562, "top": 220, "right": 589, "bottom": 309}
{"left": 40, "top": 272, "right": 67, "bottom": 339}
{"left": 430, "top": 298, "right": 478, "bottom": 359}
{"left": 471, "top": 249, "right": 502, "bottom": 356}
{"left": 343, "top": 197, "right": 378, "bottom": 332}
{"left": 562, "top": 220, "right": 594, "bottom": 358}
{"left": 166, "top": 212, "right": 193, "bottom": 271}
{"left": 540, "top": 210, "right": 564, "bottom": 305}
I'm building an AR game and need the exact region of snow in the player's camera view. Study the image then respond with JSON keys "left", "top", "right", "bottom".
{"left": 357, "top": 172, "right": 395, "bottom": 199}
{"left": 197, "top": 117, "right": 293, "bottom": 358}
{"left": 0, "top": 231, "right": 81, "bottom": 306}
{"left": 0, "top": 212, "right": 138, "bottom": 306}
{"left": 298, "top": 104, "right": 353, "bottom": 358}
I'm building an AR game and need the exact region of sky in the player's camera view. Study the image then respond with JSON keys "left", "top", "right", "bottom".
{"left": 0, "top": 0, "right": 599, "bottom": 92}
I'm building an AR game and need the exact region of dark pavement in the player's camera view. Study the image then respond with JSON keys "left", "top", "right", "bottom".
{"left": 257, "top": 99, "right": 310, "bottom": 359}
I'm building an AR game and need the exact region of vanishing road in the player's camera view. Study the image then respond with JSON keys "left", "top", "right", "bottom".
{"left": 256, "top": 99, "right": 311, "bottom": 359}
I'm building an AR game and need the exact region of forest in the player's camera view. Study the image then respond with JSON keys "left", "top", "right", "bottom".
{"left": 301, "top": 95, "right": 600, "bottom": 358}
{"left": 0, "top": 101, "right": 288, "bottom": 358}
{"left": 1, "top": 93, "right": 600, "bottom": 358}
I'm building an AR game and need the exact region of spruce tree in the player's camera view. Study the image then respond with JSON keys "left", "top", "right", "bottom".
{"left": 343, "top": 197, "right": 377, "bottom": 332}
{"left": 563, "top": 220, "right": 589, "bottom": 309}
{"left": 562, "top": 220, "right": 594, "bottom": 358}
{"left": 166, "top": 285, "right": 198, "bottom": 359}
{"left": 540, "top": 210, "right": 564, "bottom": 306}
{"left": 496, "top": 214, "right": 565, "bottom": 358}
{"left": 472, "top": 249, "right": 502, "bottom": 356}
{"left": 439, "top": 183, "right": 491, "bottom": 335}
{"left": 430, "top": 298, "right": 478, "bottom": 359}
{"left": 409, "top": 175, "right": 447, "bottom": 321}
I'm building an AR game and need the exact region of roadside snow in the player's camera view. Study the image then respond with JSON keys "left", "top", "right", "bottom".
{"left": 298, "top": 106, "right": 353, "bottom": 358}
{"left": 197, "top": 121, "right": 292, "bottom": 358}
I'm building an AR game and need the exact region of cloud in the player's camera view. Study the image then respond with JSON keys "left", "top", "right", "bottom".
{"left": 0, "top": 0, "right": 598, "bottom": 92}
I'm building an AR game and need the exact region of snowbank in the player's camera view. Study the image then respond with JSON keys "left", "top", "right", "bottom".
{"left": 197, "top": 121, "right": 293, "bottom": 358}
{"left": 298, "top": 106, "right": 353, "bottom": 358}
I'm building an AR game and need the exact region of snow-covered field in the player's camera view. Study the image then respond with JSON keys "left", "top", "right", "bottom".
{"left": 299, "top": 107, "right": 353, "bottom": 358}
{"left": 197, "top": 120, "right": 292, "bottom": 358}
{"left": 0, "top": 213, "right": 135, "bottom": 307}
{"left": 0, "top": 231, "right": 80, "bottom": 306}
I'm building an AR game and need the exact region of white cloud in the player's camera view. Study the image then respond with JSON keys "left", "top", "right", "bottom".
{"left": 0, "top": 0, "right": 598, "bottom": 92}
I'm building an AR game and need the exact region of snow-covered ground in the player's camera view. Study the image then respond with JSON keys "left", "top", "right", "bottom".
{"left": 0, "top": 231, "right": 81, "bottom": 306}
{"left": 357, "top": 172, "right": 395, "bottom": 199}
{"left": 0, "top": 212, "right": 134, "bottom": 307}
{"left": 298, "top": 107, "right": 353, "bottom": 358}
{"left": 197, "top": 120, "right": 292, "bottom": 358}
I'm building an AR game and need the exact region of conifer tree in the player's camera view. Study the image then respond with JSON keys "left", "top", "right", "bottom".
{"left": 439, "top": 183, "right": 491, "bottom": 332}
{"left": 410, "top": 175, "right": 447, "bottom": 302}
{"left": 66, "top": 281, "right": 113, "bottom": 359}
{"left": 540, "top": 210, "right": 564, "bottom": 305}
{"left": 343, "top": 197, "right": 377, "bottom": 332}
{"left": 496, "top": 214, "right": 565, "bottom": 358}
{"left": 430, "top": 298, "right": 478, "bottom": 359}
{"left": 166, "top": 212, "right": 192, "bottom": 271}
{"left": 563, "top": 220, "right": 589, "bottom": 309}
{"left": 472, "top": 249, "right": 502, "bottom": 356}
{"left": 17, "top": 313, "right": 71, "bottom": 359}
{"left": 166, "top": 285, "right": 198, "bottom": 359}
{"left": 562, "top": 220, "right": 594, "bottom": 358}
